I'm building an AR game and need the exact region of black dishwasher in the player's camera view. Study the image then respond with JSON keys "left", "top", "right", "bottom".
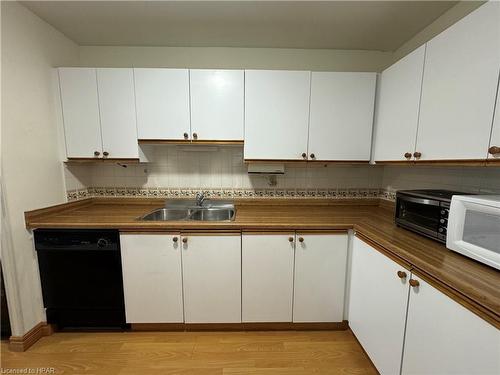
{"left": 34, "top": 229, "right": 126, "bottom": 329}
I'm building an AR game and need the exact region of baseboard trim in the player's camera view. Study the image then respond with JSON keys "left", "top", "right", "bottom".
{"left": 131, "top": 321, "right": 348, "bottom": 332}
{"left": 9, "top": 322, "right": 53, "bottom": 352}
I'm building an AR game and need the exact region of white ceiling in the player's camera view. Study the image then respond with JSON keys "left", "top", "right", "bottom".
{"left": 21, "top": 1, "right": 458, "bottom": 51}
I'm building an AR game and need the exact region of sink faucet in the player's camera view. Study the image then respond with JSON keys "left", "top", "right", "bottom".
{"left": 195, "top": 191, "right": 206, "bottom": 206}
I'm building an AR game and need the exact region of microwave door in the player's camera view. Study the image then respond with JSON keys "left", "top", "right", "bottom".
{"left": 397, "top": 196, "right": 441, "bottom": 238}
{"left": 448, "top": 199, "right": 500, "bottom": 270}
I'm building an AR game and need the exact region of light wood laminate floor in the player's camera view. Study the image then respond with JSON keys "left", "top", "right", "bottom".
{"left": 1, "top": 330, "right": 377, "bottom": 374}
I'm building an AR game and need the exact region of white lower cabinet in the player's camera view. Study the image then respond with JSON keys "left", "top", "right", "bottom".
{"left": 350, "top": 235, "right": 500, "bottom": 375}
{"left": 402, "top": 274, "right": 500, "bottom": 375}
{"left": 293, "top": 232, "right": 348, "bottom": 322}
{"left": 242, "top": 233, "right": 295, "bottom": 322}
{"left": 181, "top": 234, "right": 241, "bottom": 323}
{"left": 349, "top": 236, "right": 409, "bottom": 375}
{"left": 120, "top": 234, "right": 184, "bottom": 323}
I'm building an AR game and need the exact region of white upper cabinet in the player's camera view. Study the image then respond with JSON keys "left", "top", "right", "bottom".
{"left": 134, "top": 68, "right": 190, "bottom": 140}
{"left": 190, "top": 69, "right": 244, "bottom": 141}
{"left": 349, "top": 236, "right": 409, "bottom": 375}
{"left": 58, "top": 68, "right": 102, "bottom": 159}
{"left": 488, "top": 81, "right": 500, "bottom": 160}
{"left": 120, "top": 234, "right": 184, "bottom": 324}
{"left": 242, "top": 233, "right": 295, "bottom": 322}
{"left": 308, "top": 72, "right": 376, "bottom": 161}
{"left": 96, "top": 69, "right": 139, "bottom": 159}
{"left": 244, "top": 70, "right": 311, "bottom": 160}
{"left": 402, "top": 275, "right": 500, "bottom": 375}
{"left": 293, "top": 233, "right": 348, "bottom": 323}
{"left": 373, "top": 45, "right": 426, "bottom": 162}
{"left": 182, "top": 234, "right": 241, "bottom": 324}
{"left": 416, "top": 2, "right": 500, "bottom": 161}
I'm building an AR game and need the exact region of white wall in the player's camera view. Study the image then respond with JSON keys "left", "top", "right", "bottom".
{"left": 1, "top": 1, "right": 80, "bottom": 336}
{"left": 79, "top": 46, "right": 392, "bottom": 72}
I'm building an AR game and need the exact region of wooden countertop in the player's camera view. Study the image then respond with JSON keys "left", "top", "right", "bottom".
{"left": 25, "top": 198, "right": 500, "bottom": 328}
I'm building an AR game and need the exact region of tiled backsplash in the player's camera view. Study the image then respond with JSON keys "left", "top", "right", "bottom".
{"left": 382, "top": 166, "right": 500, "bottom": 195}
{"left": 64, "top": 146, "right": 384, "bottom": 200}
{"left": 64, "top": 146, "right": 500, "bottom": 201}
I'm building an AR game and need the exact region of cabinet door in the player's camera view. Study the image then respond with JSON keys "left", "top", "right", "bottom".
{"left": 373, "top": 45, "right": 425, "bottom": 162}
{"left": 488, "top": 81, "right": 500, "bottom": 161}
{"left": 402, "top": 274, "right": 500, "bottom": 375}
{"left": 293, "top": 233, "right": 348, "bottom": 322}
{"left": 244, "top": 70, "right": 310, "bottom": 160}
{"left": 416, "top": 2, "right": 500, "bottom": 160}
{"left": 190, "top": 69, "right": 244, "bottom": 141}
{"left": 182, "top": 234, "right": 241, "bottom": 323}
{"left": 96, "top": 69, "right": 139, "bottom": 159}
{"left": 242, "top": 233, "right": 295, "bottom": 322}
{"left": 58, "top": 68, "right": 102, "bottom": 159}
{"left": 134, "top": 68, "right": 190, "bottom": 140}
{"left": 308, "top": 72, "right": 376, "bottom": 161}
{"left": 120, "top": 234, "right": 183, "bottom": 323}
{"left": 349, "top": 236, "right": 409, "bottom": 375}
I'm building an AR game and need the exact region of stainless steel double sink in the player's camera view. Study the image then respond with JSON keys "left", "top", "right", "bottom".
{"left": 140, "top": 199, "right": 236, "bottom": 222}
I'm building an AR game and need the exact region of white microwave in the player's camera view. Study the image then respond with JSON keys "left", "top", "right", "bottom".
{"left": 447, "top": 195, "right": 500, "bottom": 270}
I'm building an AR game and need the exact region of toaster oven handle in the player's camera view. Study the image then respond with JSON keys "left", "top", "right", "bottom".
{"left": 399, "top": 196, "right": 441, "bottom": 206}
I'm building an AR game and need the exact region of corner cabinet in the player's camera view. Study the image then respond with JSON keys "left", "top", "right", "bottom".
{"left": 308, "top": 72, "right": 376, "bottom": 161}
{"left": 373, "top": 45, "right": 425, "bottom": 162}
{"left": 58, "top": 68, "right": 139, "bottom": 160}
{"left": 415, "top": 2, "right": 500, "bottom": 162}
{"left": 349, "top": 235, "right": 500, "bottom": 375}
{"left": 244, "top": 70, "right": 311, "bottom": 161}
{"left": 181, "top": 233, "right": 241, "bottom": 323}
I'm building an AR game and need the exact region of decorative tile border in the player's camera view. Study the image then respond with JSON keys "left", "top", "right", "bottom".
{"left": 67, "top": 187, "right": 395, "bottom": 202}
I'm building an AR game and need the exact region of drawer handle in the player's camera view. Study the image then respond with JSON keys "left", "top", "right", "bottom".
{"left": 413, "top": 151, "right": 421, "bottom": 159}
{"left": 301, "top": 153, "right": 307, "bottom": 159}
{"left": 404, "top": 152, "right": 412, "bottom": 159}
{"left": 94, "top": 151, "right": 100, "bottom": 157}
{"left": 184, "top": 132, "right": 189, "bottom": 139}
{"left": 288, "top": 237, "right": 294, "bottom": 243}
{"left": 397, "top": 270, "right": 407, "bottom": 279}
{"left": 103, "top": 151, "right": 109, "bottom": 157}
{"left": 173, "top": 237, "right": 179, "bottom": 243}
{"left": 298, "top": 237, "right": 304, "bottom": 243}
{"left": 182, "top": 237, "right": 188, "bottom": 243}
{"left": 310, "top": 153, "right": 315, "bottom": 159}
{"left": 409, "top": 279, "right": 420, "bottom": 288}
{"left": 192, "top": 133, "right": 198, "bottom": 140}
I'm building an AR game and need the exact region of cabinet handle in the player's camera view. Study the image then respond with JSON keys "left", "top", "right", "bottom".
{"left": 301, "top": 153, "right": 307, "bottom": 159}
{"left": 409, "top": 279, "right": 420, "bottom": 288}
{"left": 192, "top": 133, "right": 198, "bottom": 140}
{"left": 488, "top": 146, "right": 500, "bottom": 155}
{"left": 182, "top": 237, "right": 188, "bottom": 243}
{"left": 183, "top": 132, "right": 189, "bottom": 140}
{"left": 103, "top": 151, "right": 109, "bottom": 157}
{"left": 404, "top": 152, "right": 412, "bottom": 159}
{"left": 310, "top": 153, "right": 315, "bottom": 159}
{"left": 397, "top": 270, "right": 407, "bottom": 279}
{"left": 94, "top": 151, "right": 100, "bottom": 157}
{"left": 413, "top": 151, "right": 421, "bottom": 159}
{"left": 172, "top": 237, "right": 179, "bottom": 243}
{"left": 288, "top": 237, "right": 294, "bottom": 242}
{"left": 298, "top": 237, "right": 304, "bottom": 243}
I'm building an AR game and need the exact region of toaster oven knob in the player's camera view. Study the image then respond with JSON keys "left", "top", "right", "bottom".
{"left": 440, "top": 218, "right": 446, "bottom": 224}
{"left": 439, "top": 228, "right": 445, "bottom": 233}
